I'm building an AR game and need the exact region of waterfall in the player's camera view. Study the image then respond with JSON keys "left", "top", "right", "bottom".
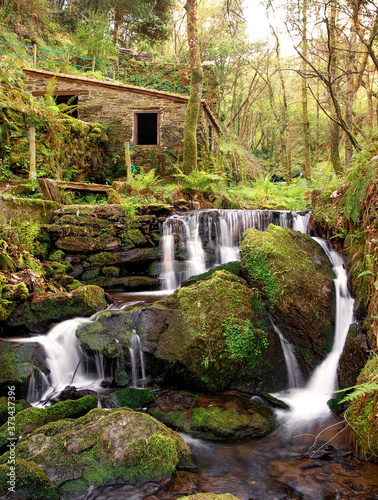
{"left": 275, "top": 238, "right": 355, "bottom": 428}
{"left": 129, "top": 329, "right": 146, "bottom": 388}
{"left": 269, "top": 315, "right": 303, "bottom": 389}
{"left": 17, "top": 317, "right": 108, "bottom": 404}
{"left": 160, "top": 209, "right": 310, "bottom": 290}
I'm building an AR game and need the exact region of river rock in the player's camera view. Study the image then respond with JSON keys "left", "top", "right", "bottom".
{"left": 0, "top": 408, "right": 191, "bottom": 488}
{"left": 0, "top": 395, "right": 98, "bottom": 449}
{"left": 0, "top": 341, "right": 49, "bottom": 397}
{"left": 151, "top": 270, "right": 287, "bottom": 391}
{"left": 0, "top": 459, "right": 59, "bottom": 499}
{"left": 75, "top": 309, "right": 135, "bottom": 358}
{"left": 7, "top": 285, "right": 108, "bottom": 333}
{"left": 149, "top": 390, "right": 276, "bottom": 440}
{"left": 240, "top": 225, "right": 336, "bottom": 375}
{"left": 345, "top": 355, "right": 378, "bottom": 463}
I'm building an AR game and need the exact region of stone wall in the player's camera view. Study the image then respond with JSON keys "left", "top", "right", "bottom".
{"left": 23, "top": 70, "right": 221, "bottom": 180}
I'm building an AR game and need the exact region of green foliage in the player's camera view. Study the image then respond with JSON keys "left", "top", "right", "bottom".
{"left": 174, "top": 165, "right": 226, "bottom": 192}
{"left": 342, "top": 151, "right": 376, "bottom": 224}
{"left": 222, "top": 315, "right": 268, "bottom": 368}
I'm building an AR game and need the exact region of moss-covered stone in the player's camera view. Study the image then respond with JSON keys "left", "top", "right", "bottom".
{"left": 153, "top": 270, "right": 285, "bottom": 391}
{"left": 0, "top": 398, "right": 29, "bottom": 427}
{"left": 346, "top": 356, "right": 378, "bottom": 462}
{"left": 240, "top": 225, "right": 335, "bottom": 374}
{"left": 0, "top": 341, "right": 48, "bottom": 397}
{"left": 114, "top": 388, "right": 155, "bottom": 408}
{"left": 101, "top": 266, "right": 120, "bottom": 277}
{"left": 58, "top": 478, "right": 89, "bottom": 500}
{"left": 149, "top": 390, "right": 276, "bottom": 441}
{"left": 0, "top": 459, "right": 59, "bottom": 499}
{"left": 8, "top": 285, "right": 107, "bottom": 333}
{"left": 1, "top": 407, "right": 191, "bottom": 487}
{"left": 0, "top": 395, "right": 98, "bottom": 448}
{"left": 76, "top": 309, "right": 134, "bottom": 358}
{"left": 10, "top": 283, "right": 29, "bottom": 302}
{"left": 48, "top": 250, "right": 65, "bottom": 262}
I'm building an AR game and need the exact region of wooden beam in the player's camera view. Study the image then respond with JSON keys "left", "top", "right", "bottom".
{"left": 56, "top": 181, "right": 108, "bottom": 193}
{"left": 29, "top": 127, "right": 36, "bottom": 180}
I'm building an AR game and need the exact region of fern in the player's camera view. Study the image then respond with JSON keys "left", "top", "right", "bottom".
{"left": 334, "top": 381, "right": 378, "bottom": 404}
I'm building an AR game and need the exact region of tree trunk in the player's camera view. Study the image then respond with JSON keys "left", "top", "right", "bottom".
{"left": 301, "top": 0, "right": 311, "bottom": 179}
{"left": 183, "top": 0, "right": 203, "bottom": 174}
{"left": 329, "top": 0, "right": 342, "bottom": 175}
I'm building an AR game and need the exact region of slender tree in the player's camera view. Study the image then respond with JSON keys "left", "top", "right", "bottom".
{"left": 183, "top": 0, "right": 203, "bottom": 174}
{"left": 301, "top": 0, "right": 311, "bottom": 179}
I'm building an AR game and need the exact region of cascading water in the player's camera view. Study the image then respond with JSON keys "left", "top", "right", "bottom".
{"left": 269, "top": 315, "right": 303, "bottom": 389}
{"left": 129, "top": 328, "right": 147, "bottom": 388}
{"left": 160, "top": 209, "right": 310, "bottom": 290}
{"left": 18, "top": 317, "right": 107, "bottom": 404}
{"left": 275, "top": 238, "right": 355, "bottom": 428}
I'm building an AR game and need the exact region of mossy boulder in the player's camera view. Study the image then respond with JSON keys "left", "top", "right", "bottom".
{"left": 0, "top": 459, "right": 59, "bottom": 499}
{"left": 0, "top": 398, "right": 30, "bottom": 427}
{"left": 0, "top": 395, "right": 98, "bottom": 448}
{"left": 240, "top": 225, "right": 335, "bottom": 374}
{"left": 152, "top": 270, "right": 286, "bottom": 391}
{"left": 338, "top": 323, "right": 369, "bottom": 389}
{"left": 0, "top": 407, "right": 191, "bottom": 487}
{"left": 75, "top": 309, "right": 134, "bottom": 358}
{"left": 149, "top": 390, "right": 276, "bottom": 441}
{"left": 345, "top": 356, "right": 378, "bottom": 462}
{"left": 8, "top": 285, "right": 107, "bottom": 333}
{"left": 113, "top": 388, "right": 155, "bottom": 408}
{"left": 0, "top": 341, "right": 49, "bottom": 397}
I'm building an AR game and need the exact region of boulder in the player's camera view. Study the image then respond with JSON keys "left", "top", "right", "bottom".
{"left": 0, "top": 459, "right": 59, "bottom": 499}
{"left": 152, "top": 270, "right": 286, "bottom": 391}
{"left": 0, "top": 408, "right": 191, "bottom": 487}
{"left": 75, "top": 309, "right": 134, "bottom": 358}
{"left": 149, "top": 390, "right": 276, "bottom": 440}
{"left": 0, "top": 395, "right": 98, "bottom": 448}
{"left": 240, "top": 225, "right": 335, "bottom": 374}
{"left": 0, "top": 341, "right": 49, "bottom": 397}
{"left": 8, "top": 286, "right": 108, "bottom": 333}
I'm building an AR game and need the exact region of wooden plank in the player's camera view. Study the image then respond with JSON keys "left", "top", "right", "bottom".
{"left": 56, "top": 182, "right": 108, "bottom": 193}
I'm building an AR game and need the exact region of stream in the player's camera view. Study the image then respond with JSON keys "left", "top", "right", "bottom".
{"left": 5, "top": 209, "right": 378, "bottom": 499}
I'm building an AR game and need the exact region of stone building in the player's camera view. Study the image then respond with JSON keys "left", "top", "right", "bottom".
{"left": 23, "top": 68, "right": 221, "bottom": 179}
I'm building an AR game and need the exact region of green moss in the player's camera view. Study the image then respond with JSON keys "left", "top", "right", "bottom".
{"left": 0, "top": 397, "right": 27, "bottom": 427}
{"left": 345, "top": 356, "right": 378, "bottom": 462}
{"left": 114, "top": 388, "right": 155, "bottom": 408}
{"left": 59, "top": 478, "right": 89, "bottom": 500}
{"left": 48, "top": 250, "right": 65, "bottom": 262}
{"left": 128, "top": 432, "right": 178, "bottom": 481}
{"left": 0, "top": 395, "right": 98, "bottom": 447}
{"left": 10, "top": 282, "right": 30, "bottom": 302}
{"left": 0, "top": 459, "right": 59, "bottom": 499}
{"left": 101, "top": 266, "right": 120, "bottom": 278}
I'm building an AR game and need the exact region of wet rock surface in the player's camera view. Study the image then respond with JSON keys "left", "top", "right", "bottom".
{"left": 148, "top": 389, "right": 277, "bottom": 441}
{"left": 241, "top": 225, "right": 336, "bottom": 375}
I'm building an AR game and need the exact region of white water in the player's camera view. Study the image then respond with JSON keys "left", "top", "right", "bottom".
{"left": 16, "top": 317, "right": 108, "bottom": 404}
{"left": 129, "top": 329, "right": 147, "bottom": 388}
{"left": 269, "top": 315, "right": 303, "bottom": 389}
{"left": 275, "top": 238, "right": 355, "bottom": 428}
{"left": 160, "top": 209, "right": 310, "bottom": 290}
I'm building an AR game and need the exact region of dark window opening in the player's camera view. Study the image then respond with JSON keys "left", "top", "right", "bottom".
{"left": 136, "top": 112, "right": 158, "bottom": 145}
{"left": 55, "top": 95, "right": 79, "bottom": 118}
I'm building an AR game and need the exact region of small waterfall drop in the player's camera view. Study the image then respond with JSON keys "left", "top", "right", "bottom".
{"left": 269, "top": 315, "right": 303, "bottom": 389}
{"left": 129, "top": 329, "right": 147, "bottom": 388}
{"left": 160, "top": 209, "right": 310, "bottom": 290}
{"left": 275, "top": 238, "right": 354, "bottom": 428}
{"left": 18, "top": 317, "right": 107, "bottom": 404}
